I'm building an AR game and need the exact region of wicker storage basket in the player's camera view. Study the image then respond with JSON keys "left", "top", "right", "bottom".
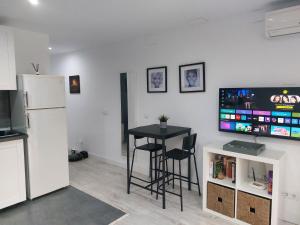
{"left": 207, "top": 182, "right": 235, "bottom": 218}
{"left": 237, "top": 191, "right": 271, "bottom": 225}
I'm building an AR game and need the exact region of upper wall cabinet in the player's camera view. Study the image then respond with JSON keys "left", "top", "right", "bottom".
{"left": 0, "top": 26, "right": 16, "bottom": 90}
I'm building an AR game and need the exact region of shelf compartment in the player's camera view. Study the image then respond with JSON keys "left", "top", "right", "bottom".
{"left": 207, "top": 152, "right": 237, "bottom": 186}
{"left": 236, "top": 158, "right": 273, "bottom": 199}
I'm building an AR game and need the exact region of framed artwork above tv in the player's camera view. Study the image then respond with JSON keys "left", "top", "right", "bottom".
{"left": 219, "top": 87, "right": 300, "bottom": 141}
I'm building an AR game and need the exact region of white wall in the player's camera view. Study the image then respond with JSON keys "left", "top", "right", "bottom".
{"left": 13, "top": 28, "right": 50, "bottom": 74}
{"left": 51, "top": 17, "right": 300, "bottom": 223}
{"left": 51, "top": 49, "right": 126, "bottom": 162}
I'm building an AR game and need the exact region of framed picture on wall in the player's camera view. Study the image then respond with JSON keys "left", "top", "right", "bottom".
{"left": 147, "top": 66, "right": 167, "bottom": 93}
{"left": 179, "top": 62, "right": 205, "bottom": 93}
{"left": 69, "top": 75, "right": 81, "bottom": 94}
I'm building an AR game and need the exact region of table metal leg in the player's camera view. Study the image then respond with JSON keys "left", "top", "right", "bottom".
{"left": 155, "top": 139, "right": 158, "bottom": 181}
{"left": 162, "top": 138, "right": 166, "bottom": 209}
{"left": 188, "top": 131, "right": 191, "bottom": 191}
{"left": 150, "top": 152, "right": 153, "bottom": 195}
{"left": 127, "top": 134, "right": 130, "bottom": 194}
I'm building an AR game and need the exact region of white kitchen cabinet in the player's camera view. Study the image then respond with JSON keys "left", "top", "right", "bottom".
{"left": 0, "top": 26, "right": 16, "bottom": 90}
{"left": 0, "top": 139, "right": 26, "bottom": 209}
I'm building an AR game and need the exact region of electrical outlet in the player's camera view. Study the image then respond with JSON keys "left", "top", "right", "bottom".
{"left": 290, "top": 194, "right": 299, "bottom": 201}
{"left": 283, "top": 192, "right": 300, "bottom": 201}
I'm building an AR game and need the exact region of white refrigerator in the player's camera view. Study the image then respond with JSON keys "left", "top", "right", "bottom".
{"left": 11, "top": 74, "right": 69, "bottom": 199}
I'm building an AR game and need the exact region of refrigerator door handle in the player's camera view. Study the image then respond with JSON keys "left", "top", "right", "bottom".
{"left": 24, "top": 92, "right": 29, "bottom": 108}
{"left": 26, "top": 113, "right": 31, "bottom": 129}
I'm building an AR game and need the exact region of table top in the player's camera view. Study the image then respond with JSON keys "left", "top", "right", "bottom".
{"left": 128, "top": 124, "right": 191, "bottom": 139}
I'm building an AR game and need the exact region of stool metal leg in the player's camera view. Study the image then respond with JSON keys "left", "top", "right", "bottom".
{"left": 156, "top": 155, "right": 161, "bottom": 200}
{"left": 166, "top": 158, "right": 170, "bottom": 185}
{"left": 172, "top": 158, "right": 175, "bottom": 189}
{"left": 129, "top": 148, "right": 136, "bottom": 192}
{"left": 179, "top": 160, "right": 183, "bottom": 211}
{"left": 193, "top": 154, "right": 201, "bottom": 196}
{"left": 155, "top": 151, "right": 158, "bottom": 183}
{"left": 149, "top": 155, "right": 151, "bottom": 178}
{"left": 150, "top": 152, "right": 153, "bottom": 195}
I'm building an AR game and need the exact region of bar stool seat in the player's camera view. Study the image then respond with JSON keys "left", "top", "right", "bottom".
{"left": 136, "top": 143, "right": 163, "bottom": 152}
{"left": 166, "top": 148, "right": 190, "bottom": 160}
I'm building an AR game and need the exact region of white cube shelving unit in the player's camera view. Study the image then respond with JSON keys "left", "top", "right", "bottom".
{"left": 203, "top": 143, "right": 285, "bottom": 225}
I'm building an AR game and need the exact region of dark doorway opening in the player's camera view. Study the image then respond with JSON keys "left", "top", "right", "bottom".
{"left": 120, "top": 73, "right": 128, "bottom": 154}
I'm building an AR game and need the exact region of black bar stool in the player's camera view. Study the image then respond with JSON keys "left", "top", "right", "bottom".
{"left": 129, "top": 135, "right": 163, "bottom": 194}
{"left": 157, "top": 134, "right": 201, "bottom": 211}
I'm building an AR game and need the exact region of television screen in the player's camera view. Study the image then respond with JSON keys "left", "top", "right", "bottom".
{"left": 219, "top": 88, "right": 300, "bottom": 141}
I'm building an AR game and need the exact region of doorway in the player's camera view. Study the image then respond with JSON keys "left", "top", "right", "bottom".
{"left": 120, "top": 73, "right": 128, "bottom": 155}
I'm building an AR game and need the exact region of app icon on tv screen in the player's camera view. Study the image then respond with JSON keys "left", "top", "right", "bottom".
{"left": 236, "top": 123, "right": 252, "bottom": 133}
{"left": 278, "top": 118, "right": 284, "bottom": 124}
{"left": 292, "top": 112, "right": 300, "bottom": 118}
{"left": 285, "top": 118, "right": 291, "bottom": 124}
{"left": 270, "top": 126, "right": 291, "bottom": 137}
{"left": 253, "top": 124, "right": 270, "bottom": 135}
{"left": 220, "top": 121, "right": 236, "bottom": 131}
{"left": 272, "top": 111, "right": 292, "bottom": 117}
{"left": 291, "top": 127, "right": 300, "bottom": 138}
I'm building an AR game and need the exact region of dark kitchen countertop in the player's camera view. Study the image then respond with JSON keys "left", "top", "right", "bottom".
{"left": 0, "top": 132, "right": 28, "bottom": 143}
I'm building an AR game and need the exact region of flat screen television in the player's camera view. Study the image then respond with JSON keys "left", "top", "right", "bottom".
{"left": 219, "top": 87, "right": 300, "bottom": 141}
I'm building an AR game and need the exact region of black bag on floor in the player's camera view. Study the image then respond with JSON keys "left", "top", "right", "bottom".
{"left": 80, "top": 151, "right": 89, "bottom": 159}
{"left": 68, "top": 150, "right": 84, "bottom": 162}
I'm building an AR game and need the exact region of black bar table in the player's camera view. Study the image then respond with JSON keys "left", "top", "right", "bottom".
{"left": 127, "top": 124, "right": 191, "bottom": 209}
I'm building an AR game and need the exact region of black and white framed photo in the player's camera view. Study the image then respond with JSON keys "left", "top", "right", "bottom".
{"left": 147, "top": 66, "right": 167, "bottom": 93}
{"left": 179, "top": 62, "right": 205, "bottom": 93}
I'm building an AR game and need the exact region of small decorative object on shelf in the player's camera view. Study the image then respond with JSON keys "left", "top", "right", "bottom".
{"left": 31, "top": 63, "right": 40, "bottom": 75}
{"left": 268, "top": 170, "right": 273, "bottom": 195}
{"left": 158, "top": 114, "right": 169, "bottom": 129}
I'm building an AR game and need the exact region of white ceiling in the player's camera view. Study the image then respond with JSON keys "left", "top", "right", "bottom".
{"left": 0, "top": 0, "right": 299, "bottom": 54}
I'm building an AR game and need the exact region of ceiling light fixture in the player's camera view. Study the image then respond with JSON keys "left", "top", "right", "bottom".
{"left": 48, "top": 47, "right": 52, "bottom": 50}
{"left": 28, "top": 0, "right": 39, "bottom": 6}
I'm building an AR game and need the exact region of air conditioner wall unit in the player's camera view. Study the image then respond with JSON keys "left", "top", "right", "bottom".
{"left": 266, "top": 5, "right": 300, "bottom": 38}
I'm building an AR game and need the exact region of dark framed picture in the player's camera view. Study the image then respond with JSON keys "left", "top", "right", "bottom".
{"left": 147, "top": 66, "right": 167, "bottom": 93}
{"left": 69, "top": 75, "right": 80, "bottom": 94}
{"left": 179, "top": 62, "right": 205, "bottom": 93}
